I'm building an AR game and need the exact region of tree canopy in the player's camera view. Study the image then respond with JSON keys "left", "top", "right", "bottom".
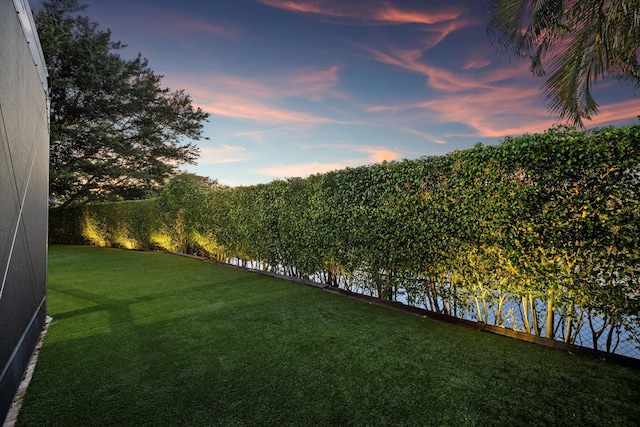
{"left": 487, "top": 0, "right": 640, "bottom": 126}
{"left": 36, "top": 0, "right": 209, "bottom": 207}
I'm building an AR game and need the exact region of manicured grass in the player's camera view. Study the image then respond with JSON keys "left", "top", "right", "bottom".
{"left": 17, "top": 245, "right": 640, "bottom": 426}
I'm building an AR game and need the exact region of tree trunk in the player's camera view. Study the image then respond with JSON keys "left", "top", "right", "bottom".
{"left": 474, "top": 296, "right": 484, "bottom": 323}
{"left": 564, "top": 317, "right": 573, "bottom": 343}
{"left": 522, "top": 296, "right": 531, "bottom": 334}
{"left": 496, "top": 294, "right": 506, "bottom": 326}
{"left": 545, "top": 298, "right": 555, "bottom": 339}
{"left": 530, "top": 295, "right": 541, "bottom": 336}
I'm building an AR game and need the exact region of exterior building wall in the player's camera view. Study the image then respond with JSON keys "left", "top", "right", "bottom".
{"left": 0, "top": 0, "right": 49, "bottom": 420}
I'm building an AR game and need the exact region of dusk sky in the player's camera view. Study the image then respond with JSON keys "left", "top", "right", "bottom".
{"left": 38, "top": 0, "right": 639, "bottom": 187}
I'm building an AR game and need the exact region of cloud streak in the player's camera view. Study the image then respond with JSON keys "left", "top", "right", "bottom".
{"left": 122, "top": 2, "right": 242, "bottom": 41}
{"left": 356, "top": 146, "right": 402, "bottom": 162}
{"left": 190, "top": 66, "right": 341, "bottom": 101}
{"left": 586, "top": 99, "right": 640, "bottom": 127}
{"left": 362, "top": 43, "right": 519, "bottom": 93}
{"left": 257, "top": 0, "right": 461, "bottom": 25}
{"left": 256, "top": 144, "right": 404, "bottom": 179}
{"left": 367, "top": 83, "right": 556, "bottom": 138}
{"left": 78, "top": 0, "right": 639, "bottom": 188}
{"left": 198, "top": 145, "right": 253, "bottom": 164}
{"left": 166, "top": 65, "right": 347, "bottom": 126}
{"left": 177, "top": 19, "right": 242, "bottom": 39}
{"left": 194, "top": 96, "right": 339, "bottom": 125}
{"left": 257, "top": 161, "right": 351, "bottom": 178}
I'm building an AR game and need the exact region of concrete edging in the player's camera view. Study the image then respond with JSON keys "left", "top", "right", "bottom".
{"left": 2, "top": 315, "right": 53, "bottom": 427}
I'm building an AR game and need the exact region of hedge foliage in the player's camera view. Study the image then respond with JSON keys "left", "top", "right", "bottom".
{"left": 49, "top": 124, "right": 640, "bottom": 354}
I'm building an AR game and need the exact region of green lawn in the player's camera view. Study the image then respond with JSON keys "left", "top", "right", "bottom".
{"left": 17, "top": 245, "right": 640, "bottom": 426}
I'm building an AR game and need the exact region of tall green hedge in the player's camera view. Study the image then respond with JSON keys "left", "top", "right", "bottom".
{"left": 50, "top": 199, "right": 166, "bottom": 250}
{"left": 49, "top": 124, "right": 640, "bottom": 354}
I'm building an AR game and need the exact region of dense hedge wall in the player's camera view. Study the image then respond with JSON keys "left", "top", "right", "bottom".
{"left": 50, "top": 199, "right": 167, "bottom": 250}
{"left": 49, "top": 124, "right": 640, "bottom": 354}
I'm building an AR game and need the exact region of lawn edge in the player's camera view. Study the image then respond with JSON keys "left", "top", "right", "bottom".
{"left": 3, "top": 316, "right": 53, "bottom": 427}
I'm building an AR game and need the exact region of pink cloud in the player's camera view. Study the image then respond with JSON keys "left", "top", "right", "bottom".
{"left": 289, "top": 66, "right": 338, "bottom": 85}
{"left": 230, "top": 128, "right": 294, "bottom": 143}
{"left": 365, "top": 104, "right": 401, "bottom": 113}
{"left": 367, "top": 77, "right": 638, "bottom": 140}
{"left": 257, "top": 0, "right": 460, "bottom": 25}
{"left": 364, "top": 73, "right": 559, "bottom": 138}
{"left": 188, "top": 74, "right": 279, "bottom": 100}
{"left": 198, "top": 145, "right": 252, "bottom": 164}
{"left": 374, "top": 52, "right": 637, "bottom": 135}
{"left": 164, "top": 66, "right": 346, "bottom": 126}
{"left": 366, "top": 46, "right": 494, "bottom": 92}
{"left": 256, "top": 0, "right": 347, "bottom": 17}
{"left": 178, "top": 65, "right": 341, "bottom": 102}
{"left": 177, "top": 19, "right": 242, "bottom": 39}
{"left": 194, "top": 95, "right": 339, "bottom": 125}
{"left": 585, "top": 99, "right": 640, "bottom": 127}
{"left": 298, "top": 142, "right": 405, "bottom": 162}
{"left": 286, "top": 66, "right": 340, "bottom": 99}
{"left": 418, "top": 83, "right": 639, "bottom": 137}
{"left": 401, "top": 128, "right": 448, "bottom": 145}
{"left": 418, "top": 86, "right": 556, "bottom": 137}
{"left": 463, "top": 59, "right": 492, "bottom": 70}
{"left": 359, "top": 21, "right": 521, "bottom": 93}
{"left": 257, "top": 161, "right": 351, "bottom": 178}
{"left": 256, "top": 144, "right": 405, "bottom": 179}
{"left": 421, "top": 20, "right": 471, "bottom": 49}
{"left": 372, "top": 5, "right": 459, "bottom": 25}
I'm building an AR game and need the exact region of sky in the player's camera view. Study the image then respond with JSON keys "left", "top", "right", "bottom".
{"left": 37, "top": 0, "right": 639, "bottom": 187}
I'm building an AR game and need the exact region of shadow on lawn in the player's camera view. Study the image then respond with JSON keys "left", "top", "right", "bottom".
{"left": 51, "top": 281, "right": 233, "bottom": 322}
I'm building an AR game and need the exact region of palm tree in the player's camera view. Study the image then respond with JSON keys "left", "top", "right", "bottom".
{"left": 487, "top": 0, "right": 640, "bottom": 126}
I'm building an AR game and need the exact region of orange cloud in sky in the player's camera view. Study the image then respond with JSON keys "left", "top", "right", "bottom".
{"left": 256, "top": 0, "right": 346, "bottom": 16}
{"left": 257, "top": 0, "right": 460, "bottom": 25}
{"left": 256, "top": 145, "right": 403, "bottom": 179}
{"left": 372, "top": 5, "right": 459, "bottom": 24}
{"left": 357, "top": 147, "right": 401, "bottom": 162}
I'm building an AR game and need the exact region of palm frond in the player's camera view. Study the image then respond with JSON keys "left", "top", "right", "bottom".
{"left": 487, "top": 0, "right": 640, "bottom": 125}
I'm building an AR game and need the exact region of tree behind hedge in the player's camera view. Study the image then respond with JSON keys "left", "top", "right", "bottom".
{"left": 36, "top": 0, "right": 209, "bottom": 207}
